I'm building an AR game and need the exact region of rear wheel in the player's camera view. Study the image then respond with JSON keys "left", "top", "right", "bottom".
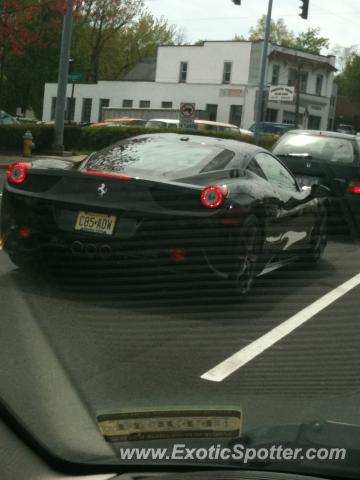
{"left": 227, "top": 215, "right": 262, "bottom": 296}
{"left": 8, "top": 251, "right": 37, "bottom": 271}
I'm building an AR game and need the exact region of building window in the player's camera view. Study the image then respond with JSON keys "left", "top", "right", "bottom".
{"left": 229, "top": 105, "right": 242, "bottom": 126}
{"left": 330, "top": 95, "right": 336, "bottom": 107}
{"left": 98, "top": 98, "right": 109, "bottom": 121}
{"left": 81, "top": 98, "right": 92, "bottom": 123}
{"left": 316, "top": 74, "right": 323, "bottom": 96}
{"left": 122, "top": 99, "right": 133, "bottom": 108}
{"left": 66, "top": 97, "right": 76, "bottom": 122}
{"left": 308, "top": 115, "right": 321, "bottom": 130}
{"left": 139, "top": 100, "right": 150, "bottom": 108}
{"left": 206, "top": 104, "right": 218, "bottom": 121}
{"left": 222, "top": 62, "right": 232, "bottom": 84}
{"left": 288, "top": 69, "right": 308, "bottom": 93}
{"left": 271, "top": 65, "right": 280, "bottom": 85}
{"left": 288, "top": 68, "right": 297, "bottom": 87}
{"left": 50, "top": 97, "right": 57, "bottom": 120}
{"left": 300, "top": 72, "right": 308, "bottom": 93}
{"left": 161, "top": 101, "right": 173, "bottom": 109}
{"left": 179, "top": 61, "right": 188, "bottom": 83}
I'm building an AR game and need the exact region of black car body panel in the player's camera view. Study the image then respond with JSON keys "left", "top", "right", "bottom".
{"left": 1, "top": 134, "right": 326, "bottom": 281}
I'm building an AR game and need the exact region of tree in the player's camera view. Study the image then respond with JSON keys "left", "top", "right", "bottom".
{"left": 74, "top": 0, "right": 144, "bottom": 82}
{"left": 332, "top": 44, "right": 358, "bottom": 72}
{"left": 248, "top": 16, "right": 295, "bottom": 47}
{"left": 0, "top": 0, "right": 66, "bottom": 108}
{"left": 245, "top": 15, "right": 329, "bottom": 55}
{"left": 293, "top": 28, "right": 329, "bottom": 55}
{"left": 336, "top": 54, "right": 360, "bottom": 103}
{"left": 95, "top": 14, "right": 179, "bottom": 80}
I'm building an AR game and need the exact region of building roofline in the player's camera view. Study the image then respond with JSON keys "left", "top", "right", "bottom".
{"left": 159, "top": 39, "right": 334, "bottom": 61}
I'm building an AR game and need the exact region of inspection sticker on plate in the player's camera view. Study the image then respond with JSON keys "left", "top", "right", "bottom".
{"left": 97, "top": 410, "right": 242, "bottom": 442}
{"left": 75, "top": 211, "right": 116, "bottom": 235}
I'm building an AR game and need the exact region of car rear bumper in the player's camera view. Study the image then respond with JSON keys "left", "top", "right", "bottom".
{"left": 1, "top": 191, "right": 241, "bottom": 278}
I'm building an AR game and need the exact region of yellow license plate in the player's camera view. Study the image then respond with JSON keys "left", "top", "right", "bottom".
{"left": 75, "top": 211, "right": 116, "bottom": 235}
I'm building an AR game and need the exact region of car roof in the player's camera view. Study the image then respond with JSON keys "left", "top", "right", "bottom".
{"left": 284, "top": 129, "right": 358, "bottom": 141}
{"left": 147, "top": 118, "right": 179, "bottom": 123}
{"left": 108, "top": 117, "right": 144, "bottom": 122}
{"left": 121, "top": 132, "right": 265, "bottom": 155}
{"left": 194, "top": 120, "right": 238, "bottom": 128}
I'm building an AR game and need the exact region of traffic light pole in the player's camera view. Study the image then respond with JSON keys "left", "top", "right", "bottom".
{"left": 254, "top": 0, "right": 273, "bottom": 142}
{"left": 53, "top": 0, "right": 74, "bottom": 152}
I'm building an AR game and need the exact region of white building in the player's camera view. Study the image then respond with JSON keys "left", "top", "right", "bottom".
{"left": 42, "top": 41, "right": 337, "bottom": 130}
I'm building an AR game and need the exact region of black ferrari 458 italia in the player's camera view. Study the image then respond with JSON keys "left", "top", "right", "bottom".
{"left": 0, "top": 133, "right": 328, "bottom": 294}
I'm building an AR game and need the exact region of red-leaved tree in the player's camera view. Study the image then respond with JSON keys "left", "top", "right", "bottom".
{"left": 0, "top": 0, "right": 75, "bottom": 106}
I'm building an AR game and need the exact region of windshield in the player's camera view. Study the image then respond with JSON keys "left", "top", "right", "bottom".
{"left": 84, "top": 137, "right": 235, "bottom": 177}
{"left": 2, "top": 1, "right": 360, "bottom": 479}
{"left": 273, "top": 134, "right": 357, "bottom": 164}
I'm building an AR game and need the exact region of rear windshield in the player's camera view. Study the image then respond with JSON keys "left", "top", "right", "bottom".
{"left": 85, "top": 137, "right": 234, "bottom": 175}
{"left": 273, "top": 133, "right": 357, "bottom": 164}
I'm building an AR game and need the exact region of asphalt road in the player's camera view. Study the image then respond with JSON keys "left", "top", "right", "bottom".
{"left": 2, "top": 168, "right": 360, "bottom": 458}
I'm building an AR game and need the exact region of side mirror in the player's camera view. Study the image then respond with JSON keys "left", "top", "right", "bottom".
{"left": 310, "top": 183, "right": 330, "bottom": 198}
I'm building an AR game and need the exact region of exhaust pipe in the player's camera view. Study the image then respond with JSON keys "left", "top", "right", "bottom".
{"left": 71, "top": 241, "right": 84, "bottom": 255}
{"left": 99, "top": 244, "right": 112, "bottom": 258}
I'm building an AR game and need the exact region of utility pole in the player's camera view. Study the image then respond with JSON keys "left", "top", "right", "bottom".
{"left": 295, "top": 59, "right": 301, "bottom": 128}
{"left": 53, "top": 0, "right": 74, "bottom": 152}
{"left": 254, "top": 0, "right": 273, "bottom": 141}
{"left": 232, "top": 0, "right": 273, "bottom": 141}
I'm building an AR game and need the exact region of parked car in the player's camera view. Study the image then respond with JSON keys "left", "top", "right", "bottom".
{"left": 146, "top": 119, "right": 242, "bottom": 133}
{"left": 90, "top": 118, "right": 147, "bottom": 128}
{"left": 336, "top": 124, "right": 356, "bottom": 135}
{"left": 145, "top": 119, "right": 179, "bottom": 129}
{"left": 249, "top": 122, "right": 294, "bottom": 137}
{"left": 0, "top": 110, "right": 20, "bottom": 126}
{"left": 272, "top": 129, "right": 360, "bottom": 231}
{"left": 194, "top": 120, "right": 239, "bottom": 132}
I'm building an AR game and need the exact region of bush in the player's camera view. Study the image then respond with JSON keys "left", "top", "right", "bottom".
{"left": 0, "top": 124, "right": 279, "bottom": 154}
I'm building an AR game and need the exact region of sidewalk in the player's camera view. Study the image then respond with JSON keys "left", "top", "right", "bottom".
{"left": 0, "top": 153, "right": 86, "bottom": 169}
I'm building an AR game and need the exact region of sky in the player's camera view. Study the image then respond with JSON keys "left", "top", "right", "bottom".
{"left": 144, "top": 0, "right": 360, "bottom": 53}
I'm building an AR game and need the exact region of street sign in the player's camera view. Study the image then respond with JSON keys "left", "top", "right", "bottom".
{"left": 68, "top": 73, "right": 82, "bottom": 82}
{"left": 179, "top": 102, "right": 196, "bottom": 129}
{"left": 269, "top": 85, "right": 295, "bottom": 102}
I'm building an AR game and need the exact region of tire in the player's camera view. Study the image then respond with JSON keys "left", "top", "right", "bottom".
{"left": 8, "top": 251, "right": 37, "bottom": 271}
{"left": 227, "top": 215, "right": 262, "bottom": 296}
{"left": 308, "top": 209, "right": 327, "bottom": 263}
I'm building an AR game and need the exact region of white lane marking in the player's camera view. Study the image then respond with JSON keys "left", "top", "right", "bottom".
{"left": 201, "top": 272, "right": 360, "bottom": 382}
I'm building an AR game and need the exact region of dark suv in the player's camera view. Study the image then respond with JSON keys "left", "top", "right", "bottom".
{"left": 272, "top": 129, "right": 360, "bottom": 232}
{"left": 249, "top": 122, "right": 294, "bottom": 136}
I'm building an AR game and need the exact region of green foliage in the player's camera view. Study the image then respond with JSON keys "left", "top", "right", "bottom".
{"left": 247, "top": 16, "right": 329, "bottom": 55}
{"left": 0, "top": 125, "right": 279, "bottom": 154}
{"left": 293, "top": 28, "right": 329, "bottom": 55}
{"left": 336, "top": 54, "right": 360, "bottom": 103}
{"left": 249, "top": 17, "right": 295, "bottom": 47}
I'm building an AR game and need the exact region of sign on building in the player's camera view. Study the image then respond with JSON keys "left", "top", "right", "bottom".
{"left": 269, "top": 86, "right": 295, "bottom": 102}
{"left": 179, "top": 102, "right": 196, "bottom": 129}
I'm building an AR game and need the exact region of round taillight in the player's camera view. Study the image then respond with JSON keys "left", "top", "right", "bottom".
{"left": 201, "top": 185, "right": 228, "bottom": 209}
{"left": 7, "top": 162, "right": 31, "bottom": 184}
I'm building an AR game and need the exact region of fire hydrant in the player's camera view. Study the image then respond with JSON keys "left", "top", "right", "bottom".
{"left": 23, "top": 130, "right": 35, "bottom": 157}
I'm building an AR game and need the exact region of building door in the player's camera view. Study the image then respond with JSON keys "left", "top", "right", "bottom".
{"left": 98, "top": 99, "right": 110, "bottom": 121}
{"left": 266, "top": 108, "right": 278, "bottom": 122}
{"left": 229, "top": 105, "right": 242, "bottom": 126}
{"left": 308, "top": 115, "right": 321, "bottom": 130}
{"left": 81, "top": 98, "right": 92, "bottom": 124}
{"left": 206, "top": 104, "right": 218, "bottom": 121}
